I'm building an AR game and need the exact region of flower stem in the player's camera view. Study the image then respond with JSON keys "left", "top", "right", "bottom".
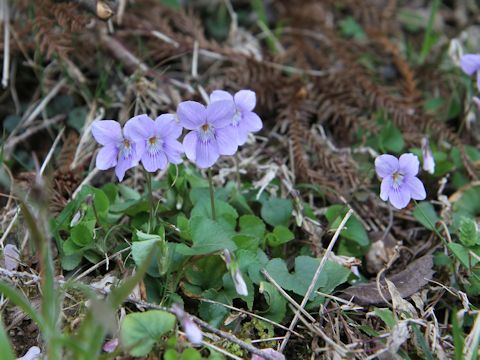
{"left": 146, "top": 171, "right": 154, "bottom": 233}
{"left": 207, "top": 169, "right": 216, "bottom": 221}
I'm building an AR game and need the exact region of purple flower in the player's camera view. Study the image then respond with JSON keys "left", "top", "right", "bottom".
{"left": 460, "top": 54, "right": 480, "bottom": 90}
{"left": 124, "top": 114, "right": 184, "bottom": 172}
{"left": 177, "top": 100, "right": 237, "bottom": 168}
{"left": 210, "top": 90, "right": 263, "bottom": 146}
{"left": 375, "top": 153, "right": 426, "bottom": 209}
{"left": 91, "top": 120, "right": 144, "bottom": 181}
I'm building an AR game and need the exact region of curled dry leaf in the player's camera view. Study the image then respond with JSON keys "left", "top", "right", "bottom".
{"left": 339, "top": 255, "right": 434, "bottom": 306}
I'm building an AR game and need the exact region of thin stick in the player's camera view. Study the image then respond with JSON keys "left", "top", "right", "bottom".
{"left": 40, "top": 127, "right": 65, "bottom": 175}
{"left": 279, "top": 209, "right": 353, "bottom": 352}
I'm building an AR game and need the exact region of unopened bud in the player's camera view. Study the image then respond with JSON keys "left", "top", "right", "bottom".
{"left": 421, "top": 138, "right": 435, "bottom": 174}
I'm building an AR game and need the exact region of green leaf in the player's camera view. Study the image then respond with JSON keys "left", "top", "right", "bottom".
{"left": 191, "top": 198, "right": 238, "bottom": 229}
{"left": 71, "top": 221, "right": 96, "bottom": 247}
{"left": 265, "top": 256, "right": 351, "bottom": 297}
{"left": 325, "top": 205, "right": 369, "bottom": 247}
{"left": 259, "top": 281, "right": 287, "bottom": 322}
{"left": 413, "top": 202, "right": 439, "bottom": 230}
{"left": 181, "top": 348, "right": 202, "bottom": 360}
{"left": 199, "top": 290, "right": 230, "bottom": 327}
{"left": 120, "top": 310, "right": 176, "bottom": 356}
{"left": 176, "top": 217, "right": 236, "bottom": 255}
{"left": 239, "top": 215, "right": 265, "bottom": 239}
{"left": 185, "top": 256, "right": 225, "bottom": 290}
{"left": 232, "top": 234, "right": 259, "bottom": 251}
{"left": 374, "top": 308, "right": 396, "bottom": 328}
{"left": 61, "top": 253, "right": 83, "bottom": 271}
{"left": 459, "top": 217, "right": 479, "bottom": 247}
{"left": 0, "top": 318, "right": 15, "bottom": 360}
{"left": 448, "top": 243, "right": 479, "bottom": 269}
{"left": 261, "top": 198, "right": 293, "bottom": 226}
{"left": 339, "top": 16, "right": 366, "bottom": 40}
{"left": 379, "top": 122, "right": 404, "bottom": 153}
{"left": 266, "top": 225, "right": 294, "bottom": 247}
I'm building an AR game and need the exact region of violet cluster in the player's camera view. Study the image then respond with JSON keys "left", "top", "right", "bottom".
{"left": 91, "top": 90, "right": 262, "bottom": 180}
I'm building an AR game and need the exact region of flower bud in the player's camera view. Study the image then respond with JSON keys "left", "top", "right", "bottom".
{"left": 421, "top": 138, "right": 435, "bottom": 174}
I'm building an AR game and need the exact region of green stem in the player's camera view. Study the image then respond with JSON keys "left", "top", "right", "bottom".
{"left": 146, "top": 171, "right": 154, "bottom": 233}
{"left": 208, "top": 168, "right": 216, "bottom": 221}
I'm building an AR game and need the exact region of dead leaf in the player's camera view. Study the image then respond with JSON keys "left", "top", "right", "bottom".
{"left": 339, "top": 255, "right": 434, "bottom": 306}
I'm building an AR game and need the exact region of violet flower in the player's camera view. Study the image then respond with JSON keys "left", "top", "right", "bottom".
{"left": 375, "top": 153, "right": 426, "bottom": 209}
{"left": 421, "top": 138, "right": 435, "bottom": 174}
{"left": 171, "top": 304, "right": 203, "bottom": 345}
{"left": 209, "top": 89, "right": 263, "bottom": 146}
{"left": 460, "top": 54, "right": 480, "bottom": 90}
{"left": 177, "top": 100, "right": 237, "bottom": 168}
{"left": 91, "top": 120, "right": 144, "bottom": 181}
{"left": 124, "top": 114, "right": 184, "bottom": 172}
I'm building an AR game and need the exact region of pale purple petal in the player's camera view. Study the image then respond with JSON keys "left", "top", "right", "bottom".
{"left": 216, "top": 126, "right": 238, "bottom": 155}
{"left": 115, "top": 143, "right": 142, "bottom": 181}
{"left": 103, "top": 338, "right": 119, "bottom": 353}
{"left": 96, "top": 145, "right": 118, "bottom": 170}
{"left": 234, "top": 90, "right": 256, "bottom": 112}
{"left": 233, "top": 268, "right": 248, "bottom": 296}
{"left": 235, "top": 112, "right": 262, "bottom": 145}
{"left": 210, "top": 90, "right": 233, "bottom": 103}
{"left": 17, "top": 346, "right": 41, "bottom": 360}
{"left": 183, "top": 317, "right": 203, "bottom": 345}
{"left": 404, "top": 176, "right": 426, "bottom": 200}
{"left": 241, "top": 111, "right": 262, "bottom": 132}
{"left": 375, "top": 154, "right": 399, "bottom": 178}
{"left": 388, "top": 187, "right": 411, "bottom": 209}
{"left": 141, "top": 151, "right": 168, "bottom": 172}
{"left": 398, "top": 153, "right": 419, "bottom": 176}
{"left": 183, "top": 131, "right": 198, "bottom": 162}
{"left": 206, "top": 100, "right": 235, "bottom": 129}
{"left": 123, "top": 114, "right": 154, "bottom": 141}
{"left": 164, "top": 139, "right": 184, "bottom": 164}
{"left": 91, "top": 120, "right": 122, "bottom": 146}
{"left": 380, "top": 176, "right": 393, "bottom": 201}
{"left": 460, "top": 54, "right": 480, "bottom": 75}
{"left": 177, "top": 101, "right": 206, "bottom": 130}
{"left": 155, "top": 114, "right": 183, "bottom": 139}
{"left": 195, "top": 138, "right": 220, "bottom": 168}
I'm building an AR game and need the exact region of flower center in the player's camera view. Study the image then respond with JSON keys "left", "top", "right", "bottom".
{"left": 119, "top": 139, "right": 133, "bottom": 159}
{"left": 199, "top": 123, "right": 215, "bottom": 142}
{"left": 232, "top": 110, "right": 241, "bottom": 126}
{"left": 147, "top": 136, "right": 163, "bottom": 154}
{"left": 392, "top": 171, "right": 404, "bottom": 189}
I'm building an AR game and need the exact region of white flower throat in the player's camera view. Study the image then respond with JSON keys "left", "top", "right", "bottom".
{"left": 147, "top": 136, "right": 163, "bottom": 154}
{"left": 392, "top": 171, "right": 404, "bottom": 189}
{"left": 119, "top": 139, "right": 133, "bottom": 159}
{"left": 199, "top": 123, "right": 215, "bottom": 142}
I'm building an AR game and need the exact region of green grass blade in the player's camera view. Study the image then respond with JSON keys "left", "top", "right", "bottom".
{"left": 0, "top": 282, "right": 44, "bottom": 332}
{"left": 0, "top": 318, "right": 15, "bottom": 360}
{"left": 419, "top": 0, "right": 440, "bottom": 63}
